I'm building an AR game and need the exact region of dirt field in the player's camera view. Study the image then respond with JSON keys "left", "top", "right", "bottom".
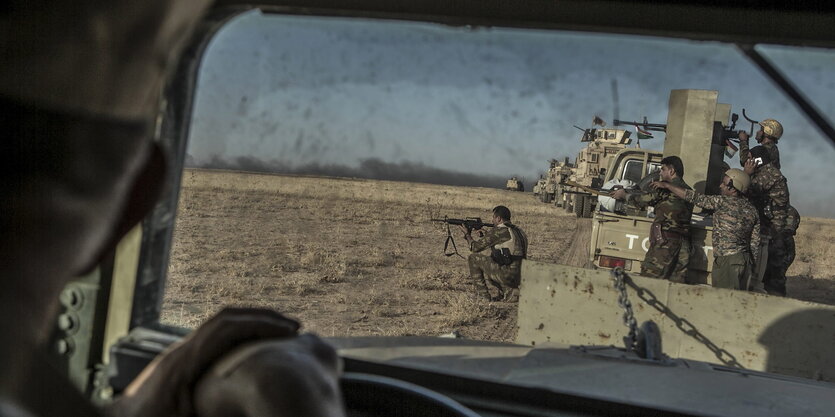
{"left": 161, "top": 169, "right": 835, "bottom": 342}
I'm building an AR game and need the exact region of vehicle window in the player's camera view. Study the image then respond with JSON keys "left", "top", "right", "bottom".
{"left": 647, "top": 162, "right": 661, "bottom": 175}
{"left": 161, "top": 10, "right": 835, "bottom": 342}
{"left": 622, "top": 160, "right": 644, "bottom": 183}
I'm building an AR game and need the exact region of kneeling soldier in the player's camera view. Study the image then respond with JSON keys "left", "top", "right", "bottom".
{"left": 460, "top": 206, "right": 528, "bottom": 301}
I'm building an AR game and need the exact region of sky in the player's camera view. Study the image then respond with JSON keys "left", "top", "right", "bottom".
{"left": 187, "top": 11, "right": 835, "bottom": 218}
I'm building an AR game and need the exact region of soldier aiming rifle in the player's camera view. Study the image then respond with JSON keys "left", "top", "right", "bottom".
{"left": 434, "top": 207, "right": 528, "bottom": 302}
{"left": 431, "top": 217, "right": 495, "bottom": 258}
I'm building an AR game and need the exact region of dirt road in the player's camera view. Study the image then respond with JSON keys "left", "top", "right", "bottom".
{"left": 559, "top": 218, "right": 592, "bottom": 267}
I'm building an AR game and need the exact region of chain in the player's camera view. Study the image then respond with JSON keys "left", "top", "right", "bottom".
{"left": 629, "top": 282, "right": 744, "bottom": 368}
{"left": 610, "top": 267, "right": 744, "bottom": 367}
{"left": 611, "top": 267, "right": 637, "bottom": 351}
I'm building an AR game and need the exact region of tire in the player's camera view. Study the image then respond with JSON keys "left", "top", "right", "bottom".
{"left": 554, "top": 188, "right": 563, "bottom": 207}
{"left": 581, "top": 195, "right": 593, "bottom": 218}
{"left": 573, "top": 194, "right": 583, "bottom": 217}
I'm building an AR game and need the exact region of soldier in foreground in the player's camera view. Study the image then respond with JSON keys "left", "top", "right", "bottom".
{"left": 652, "top": 169, "right": 760, "bottom": 290}
{"left": 744, "top": 146, "right": 793, "bottom": 296}
{"left": 1, "top": 2, "right": 344, "bottom": 416}
{"left": 739, "top": 118, "right": 783, "bottom": 169}
{"left": 610, "top": 156, "right": 694, "bottom": 282}
{"left": 460, "top": 206, "right": 529, "bottom": 301}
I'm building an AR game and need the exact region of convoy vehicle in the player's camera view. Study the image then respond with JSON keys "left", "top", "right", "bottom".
{"left": 537, "top": 158, "right": 574, "bottom": 204}
{"left": 532, "top": 175, "right": 547, "bottom": 199}
{"left": 505, "top": 176, "right": 524, "bottom": 192}
{"left": 42, "top": 1, "right": 835, "bottom": 417}
{"left": 557, "top": 127, "right": 634, "bottom": 217}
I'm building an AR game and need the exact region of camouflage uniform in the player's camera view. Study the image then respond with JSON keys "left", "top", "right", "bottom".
{"left": 748, "top": 163, "right": 792, "bottom": 296}
{"left": 627, "top": 177, "right": 693, "bottom": 282}
{"left": 784, "top": 205, "right": 801, "bottom": 267}
{"left": 684, "top": 190, "right": 760, "bottom": 290}
{"left": 468, "top": 223, "right": 528, "bottom": 301}
{"left": 739, "top": 140, "right": 780, "bottom": 170}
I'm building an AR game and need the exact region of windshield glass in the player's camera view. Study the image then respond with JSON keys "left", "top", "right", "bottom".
{"left": 160, "top": 11, "right": 835, "bottom": 348}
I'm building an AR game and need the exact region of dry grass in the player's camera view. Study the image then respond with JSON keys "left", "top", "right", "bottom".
{"left": 788, "top": 217, "right": 835, "bottom": 277}
{"left": 162, "top": 169, "right": 835, "bottom": 341}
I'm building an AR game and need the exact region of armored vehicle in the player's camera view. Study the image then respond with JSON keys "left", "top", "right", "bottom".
{"left": 505, "top": 176, "right": 524, "bottom": 191}
{"left": 537, "top": 157, "right": 575, "bottom": 204}
{"left": 557, "top": 127, "right": 634, "bottom": 217}
{"left": 532, "top": 175, "right": 547, "bottom": 197}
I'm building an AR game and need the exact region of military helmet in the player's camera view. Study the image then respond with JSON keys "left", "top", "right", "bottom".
{"left": 724, "top": 168, "right": 750, "bottom": 194}
{"left": 759, "top": 118, "right": 783, "bottom": 140}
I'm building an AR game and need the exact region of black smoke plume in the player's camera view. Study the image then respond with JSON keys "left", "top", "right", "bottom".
{"left": 187, "top": 155, "right": 520, "bottom": 188}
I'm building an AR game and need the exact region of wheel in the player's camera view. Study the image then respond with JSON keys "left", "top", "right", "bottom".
{"left": 554, "top": 188, "right": 563, "bottom": 207}
{"left": 573, "top": 194, "right": 583, "bottom": 217}
{"left": 581, "top": 195, "right": 593, "bottom": 218}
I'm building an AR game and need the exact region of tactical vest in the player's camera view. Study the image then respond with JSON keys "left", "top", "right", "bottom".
{"left": 494, "top": 223, "right": 528, "bottom": 259}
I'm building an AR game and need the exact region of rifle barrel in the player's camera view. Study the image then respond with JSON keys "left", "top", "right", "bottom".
{"left": 431, "top": 218, "right": 494, "bottom": 227}
{"left": 613, "top": 119, "right": 667, "bottom": 129}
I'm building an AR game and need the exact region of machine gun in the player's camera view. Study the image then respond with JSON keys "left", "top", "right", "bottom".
{"left": 431, "top": 217, "right": 495, "bottom": 300}
{"left": 559, "top": 180, "right": 619, "bottom": 197}
{"left": 560, "top": 179, "right": 666, "bottom": 208}
{"left": 430, "top": 217, "right": 494, "bottom": 258}
{"left": 616, "top": 111, "right": 755, "bottom": 150}
{"left": 431, "top": 217, "right": 494, "bottom": 233}
{"left": 613, "top": 117, "right": 667, "bottom": 134}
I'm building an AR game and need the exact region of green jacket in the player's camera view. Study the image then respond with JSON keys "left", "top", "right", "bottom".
{"left": 628, "top": 176, "right": 693, "bottom": 235}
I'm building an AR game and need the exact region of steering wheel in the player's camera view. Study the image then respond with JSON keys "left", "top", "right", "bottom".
{"left": 341, "top": 372, "right": 481, "bottom": 417}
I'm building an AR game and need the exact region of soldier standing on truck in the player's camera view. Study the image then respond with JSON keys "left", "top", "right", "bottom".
{"left": 459, "top": 206, "right": 528, "bottom": 302}
{"left": 610, "top": 156, "right": 693, "bottom": 283}
{"left": 652, "top": 169, "right": 760, "bottom": 290}
{"left": 739, "top": 118, "right": 783, "bottom": 169}
{"left": 744, "top": 146, "right": 793, "bottom": 296}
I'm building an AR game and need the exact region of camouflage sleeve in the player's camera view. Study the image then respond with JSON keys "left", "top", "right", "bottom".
{"left": 786, "top": 205, "right": 801, "bottom": 233}
{"left": 627, "top": 190, "right": 654, "bottom": 209}
{"left": 770, "top": 145, "right": 781, "bottom": 170}
{"left": 738, "top": 138, "right": 751, "bottom": 164}
{"left": 470, "top": 227, "right": 511, "bottom": 253}
{"left": 684, "top": 189, "right": 721, "bottom": 210}
{"left": 771, "top": 177, "right": 790, "bottom": 207}
{"left": 750, "top": 215, "right": 761, "bottom": 265}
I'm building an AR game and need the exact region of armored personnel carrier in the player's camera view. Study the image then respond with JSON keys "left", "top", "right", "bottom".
{"left": 556, "top": 127, "right": 634, "bottom": 217}
{"left": 537, "top": 157, "right": 575, "bottom": 204}
{"left": 505, "top": 176, "right": 525, "bottom": 191}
